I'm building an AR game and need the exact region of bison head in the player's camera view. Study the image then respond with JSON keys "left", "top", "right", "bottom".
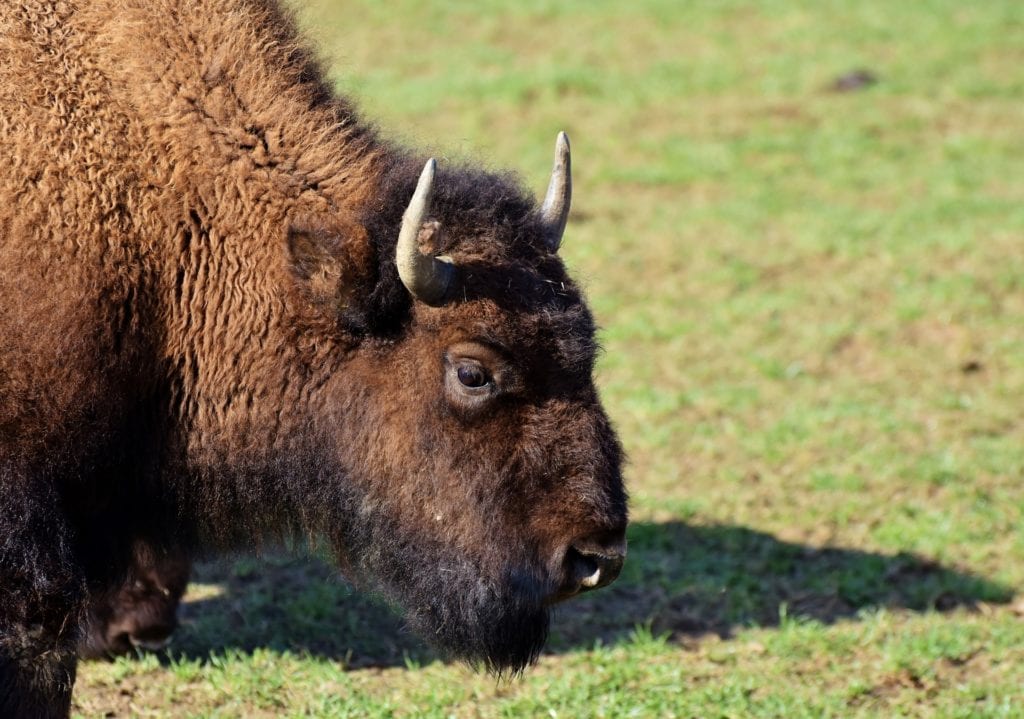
{"left": 285, "top": 134, "right": 626, "bottom": 672}
{"left": 79, "top": 544, "right": 190, "bottom": 659}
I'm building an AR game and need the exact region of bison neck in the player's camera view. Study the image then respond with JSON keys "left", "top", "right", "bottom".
{"left": 74, "top": 0, "right": 389, "bottom": 543}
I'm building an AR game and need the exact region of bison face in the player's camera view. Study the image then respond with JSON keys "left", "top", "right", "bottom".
{"left": 312, "top": 135, "right": 627, "bottom": 672}
{"left": 80, "top": 544, "right": 190, "bottom": 659}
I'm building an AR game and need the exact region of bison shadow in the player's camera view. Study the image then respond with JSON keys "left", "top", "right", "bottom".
{"left": 157, "top": 521, "right": 1011, "bottom": 668}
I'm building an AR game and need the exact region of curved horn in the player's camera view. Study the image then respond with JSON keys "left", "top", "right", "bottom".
{"left": 396, "top": 158, "right": 455, "bottom": 305}
{"left": 540, "top": 131, "right": 572, "bottom": 250}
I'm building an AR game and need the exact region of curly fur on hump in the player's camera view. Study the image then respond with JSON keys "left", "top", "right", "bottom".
{"left": 0, "top": 1, "right": 627, "bottom": 716}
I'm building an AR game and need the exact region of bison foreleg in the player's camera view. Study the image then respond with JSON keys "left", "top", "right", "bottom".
{"left": 0, "top": 650, "right": 77, "bottom": 719}
{"left": 0, "top": 471, "right": 85, "bottom": 719}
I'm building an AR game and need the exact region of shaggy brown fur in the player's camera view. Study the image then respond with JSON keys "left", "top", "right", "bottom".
{"left": 0, "top": 1, "right": 627, "bottom": 716}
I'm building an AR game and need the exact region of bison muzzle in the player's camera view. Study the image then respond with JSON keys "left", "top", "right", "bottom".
{"left": 78, "top": 543, "right": 191, "bottom": 660}
{"left": 0, "top": 0, "right": 628, "bottom": 716}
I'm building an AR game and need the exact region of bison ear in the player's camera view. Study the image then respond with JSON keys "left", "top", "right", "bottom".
{"left": 286, "top": 215, "right": 373, "bottom": 319}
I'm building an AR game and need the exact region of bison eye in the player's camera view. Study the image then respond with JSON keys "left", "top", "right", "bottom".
{"left": 456, "top": 363, "right": 489, "bottom": 388}
{"left": 444, "top": 343, "right": 513, "bottom": 414}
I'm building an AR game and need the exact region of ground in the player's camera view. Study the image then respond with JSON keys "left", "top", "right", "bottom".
{"left": 72, "top": 1, "right": 1024, "bottom": 716}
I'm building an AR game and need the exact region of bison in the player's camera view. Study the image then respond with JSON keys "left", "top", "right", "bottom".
{"left": 78, "top": 544, "right": 190, "bottom": 660}
{"left": 0, "top": 0, "right": 628, "bottom": 716}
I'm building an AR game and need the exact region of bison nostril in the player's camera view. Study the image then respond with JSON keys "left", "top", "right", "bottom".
{"left": 575, "top": 549, "right": 624, "bottom": 590}
{"left": 566, "top": 548, "right": 601, "bottom": 588}
{"left": 578, "top": 561, "right": 603, "bottom": 589}
{"left": 555, "top": 532, "right": 626, "bottom": 601}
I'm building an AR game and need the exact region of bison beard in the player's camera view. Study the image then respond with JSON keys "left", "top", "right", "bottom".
{"left": 395, "top": 564, "right": 550, "bottom": 674}
{"left": 0, "top": 0, "right": 628, "bottom": 715}
{"left": 341, "top": 504, "right": 550, "bottom": 672}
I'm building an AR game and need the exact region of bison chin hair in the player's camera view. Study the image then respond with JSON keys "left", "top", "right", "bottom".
{"left": 394, "top": 560, "right": 550, "bottom": 675}
{"left": 334, "top": 511, "right": 550, "bottom": 673}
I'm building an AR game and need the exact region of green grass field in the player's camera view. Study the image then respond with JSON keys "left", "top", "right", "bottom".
{"left": 72, "top": 1, "right": 1024, "bottom": 716}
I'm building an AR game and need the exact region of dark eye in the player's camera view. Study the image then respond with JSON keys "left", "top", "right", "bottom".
{"left": 456, "top": 363, "right": 489, "bottom": 388}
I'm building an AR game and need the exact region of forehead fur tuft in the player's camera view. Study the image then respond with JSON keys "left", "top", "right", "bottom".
{"left": 356, "top": 152, "right": 573, "bottom": 335}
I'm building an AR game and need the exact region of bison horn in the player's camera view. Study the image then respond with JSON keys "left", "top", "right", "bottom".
{"left": 396, "top": 158, "right": 455, "bottom": 305}
{"left": 540, "top": 131, "right": 572, "bottom": 251}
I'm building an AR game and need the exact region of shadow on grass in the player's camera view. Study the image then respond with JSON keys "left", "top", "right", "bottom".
{"left": 163, "top": 521, "right": 1012, "bottom": 668}
{"left": 547, "top": 522, "right": 1012, "bottom": 652}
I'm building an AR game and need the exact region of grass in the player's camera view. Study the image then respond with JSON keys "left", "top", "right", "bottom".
{"left": 72, "top": 0, "right": 1024, "bottom": 716}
